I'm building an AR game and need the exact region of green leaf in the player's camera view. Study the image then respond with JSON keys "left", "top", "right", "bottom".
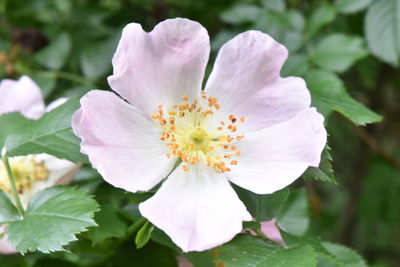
{"left": 214, "top": 234, "right": 318, "bottom": 267}
{"left": 280, "top": 231, "right": 332, "bottom": 257}
{"left": 365, "top": 0, "right": 400, "bottom": 66}
{"left": 322, "top": 242, "right": 368, "bottom": 267}
{"left": 255, "top": 10, "right": 305, "bottom": 52}
{"left": 261, "top": 0, "right": 286, "bottom": 12}
{"left": 277, "top": 189, "right": 309, "bottom": 236}
{"left": 235, "top": 186, "right": 290, "bottom": 221}
{"left": 281, "top": 231, "right": 368, "bottom": 266}
{"left": 5, "top": 186, "right": 99, "bottom": 253}
{"left": 135, "top": 221, "right": 154, "bottom": 249}
{"left": 220, "top": 4, "right": 262, "bottom": 25}
{"left": 3, "top": 98, "right": 88, "bottom": 163}
{"left": 335, "top": 0, "right": 373, "bottom": 14}
{"left": 0, "top": 113, "right": 30, "bottom": 148}
{"left": 306, "top": 4, "right": 336, "bottom": 39}
{"left": 86, "top": 203, "right": 128, "bottom": 245}
{"left": 281, "top": 54, "right": 309, "bottom": 77}
{"left": 35, "top": 32, "right": 72, "bottom": 70}
{"left": 262, "top": 244, "right": 317, "bottom": 267}
{"left": 306, "top": 70, "right": 382, "bottom": 125}
{"left": 303, "top": 146, "right": 336, "bottom": 184}
{"left": 31, "top": 72, "right": 57, "bottom": 99}
{"left": 312, "top": 34, "right": 368, "bottom": 73}
{"left": 0, "top": 190, "right": 20, "bottom": 223}
{"left": 80, "top": 34, "right": 119, "bottom": 79}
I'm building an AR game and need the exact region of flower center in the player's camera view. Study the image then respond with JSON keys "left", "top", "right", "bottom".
{"left": 0, "top": 155, "right": 49, "bottom": 194}
{"left": 187, "top": 127, "right": 210, "bottom": 150}
{"left": 152, "top": 92, "right": 245, "bottom": 173}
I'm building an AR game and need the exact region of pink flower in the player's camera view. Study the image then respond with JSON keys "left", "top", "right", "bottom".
{"left": 0, "top": 76, "right": 79, "bottom": 254}
{"left": 72, "top": 18, "right": 326, "bottom": 252}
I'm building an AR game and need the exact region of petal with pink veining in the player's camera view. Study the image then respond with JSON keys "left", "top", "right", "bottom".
{"left": 108, "top": 18, "right": 210, "bottom": 116}
{"left": 72, "top": 90, "right": 175, "bottom": 193}
{"left": 205, "top": 31, "right": 311, "bottom": 132}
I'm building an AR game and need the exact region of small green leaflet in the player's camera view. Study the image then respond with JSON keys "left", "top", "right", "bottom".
{"left": 135, "top": 221, "right": 154, "bottom": 249}
{"left": 306, "top": 70, "right": 382, "bottom": 125}
{"left": 4, "top": 186, "right": 99, "bottom": 253}
{"left": 303, "top": 146, "right": 336, "bottom": 184}
{"left": 1, "top": 97, "right": 88, "bottom": 164}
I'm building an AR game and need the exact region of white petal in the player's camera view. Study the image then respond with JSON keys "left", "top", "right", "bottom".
{"left": 0, "top": 226, "right": 17, "bottom": 255}
{"left": 139, "top": 164, "right": 251, "bottom": 252}
{"left": 205, "top": 31, "right": 311, "bottom": 132}
{"left": 0, "top": 76, "right": 45, "bottom": 119}
{"left": 226, "top": 108, "right": 327, "bottom": 194}
{"left": 72, "top": 90, "right": 175, "bottom": 193}
{"left": 108, "top": 18, "right": 210, "bottom": 115}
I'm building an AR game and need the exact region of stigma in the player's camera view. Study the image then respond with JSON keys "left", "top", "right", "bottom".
{"left": 151, "top": 91, "right": 245, "bottom": 173}
{"left": 0, "top": 155, "right": 49, "bottom": 194}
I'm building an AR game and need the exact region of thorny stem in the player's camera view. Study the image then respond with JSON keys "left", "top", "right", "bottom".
{"left": 1, "top": 150, "right": 25, "bottom": 217}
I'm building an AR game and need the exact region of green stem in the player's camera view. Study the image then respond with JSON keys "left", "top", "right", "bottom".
{"left": 1, "top": 151, "right": 25, "bottom": 217}
{"left": 35, "top": 70, "right": 94, "bottom": 85}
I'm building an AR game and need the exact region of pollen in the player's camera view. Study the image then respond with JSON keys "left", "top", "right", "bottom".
{"left": 0, "top": 155, "right": 49, "bottom": 194}
{"left": 151, "top": 91, "right": 246, "bottom": 173}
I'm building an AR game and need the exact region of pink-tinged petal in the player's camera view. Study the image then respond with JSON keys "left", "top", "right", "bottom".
{"left": 261, "top": 219, "right": 284, "bottom": 245}
{"left": 0, "top": 226, "right": 17, "bottom": 255}
{"left": 205, "top": 31, "right": 310, "bottom": 132}
{"left": 0, "top": 76, "right": 45, "bottom": 119}
{"left": 108, "top": 18, "right": 210, "bottom": 116}
{"left": 139, "top": 164, "right": 251, "bottom": 252}
{"left": 226, "top": 108, "right": 327, "bottom": 194}
{"left": 72, "top": 90, "right": 175, "bottom": 192}
{"left": 45, "top": 97, "right": 68, "bottom": 112}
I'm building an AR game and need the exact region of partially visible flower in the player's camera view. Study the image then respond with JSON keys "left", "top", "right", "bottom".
{"left": 177, "top": 256, "right": 194, "bottom": 267}
{"left": 0, "top": 76, "right": 79, "bottom": 254}
{"left": 72, "top": 18, "right": 326, "bottom": 252}
{"left": 261, "top": 219, "right": 284, "bottom": 246}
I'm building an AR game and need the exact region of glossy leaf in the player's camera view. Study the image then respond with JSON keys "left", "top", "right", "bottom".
{"left": 306, "top": 70, "right": 382, "bottom": 125}
{"left": 6, "top": 186, "right": 99, "bottom": 253}
{"left": 3, "top": 98, "right": 88, "bottom": 164}
{"left": 214, "top": 234, "right": 318, "bottom": 267}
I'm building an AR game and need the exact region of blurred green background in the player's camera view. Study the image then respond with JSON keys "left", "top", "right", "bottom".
{"left": 0, "top": 0, "right": 399, "bottom": 266}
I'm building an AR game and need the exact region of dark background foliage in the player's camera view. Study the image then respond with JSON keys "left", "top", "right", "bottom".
{"left": 0, "top": 0, "right": 399, "bottom": 266}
